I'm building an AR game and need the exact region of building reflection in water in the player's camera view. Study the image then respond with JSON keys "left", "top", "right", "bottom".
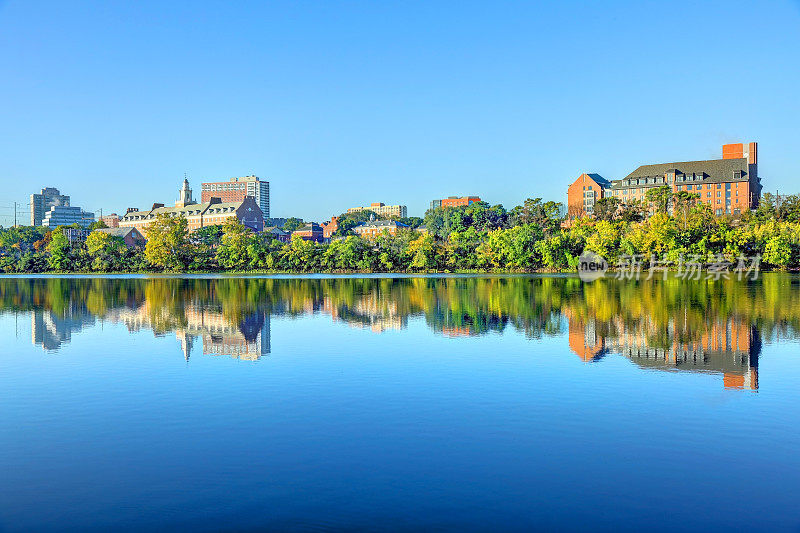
{"left": 566, "top": 311, "right": 760, "bottom": 390}
{"left": 15, "top": 276, "right": 792, "bottom": 392}
{"left": 31, "top": 309, "right": 96, "bottom": 352}
{"left": 41, "top": 302, "right": 273, "bottom": 361}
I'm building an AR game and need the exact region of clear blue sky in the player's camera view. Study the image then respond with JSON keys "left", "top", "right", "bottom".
{"left": 1, "top": 0, "right": 799, "bottom": 225}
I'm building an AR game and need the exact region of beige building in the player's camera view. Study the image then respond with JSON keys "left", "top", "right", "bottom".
{"left": 346, "top": 202, "right": 407, "bottom": 218}
{"left": 119, "top": 179, "right": 264, "bottom": 235}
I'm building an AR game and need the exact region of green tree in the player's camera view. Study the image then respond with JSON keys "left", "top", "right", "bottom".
{"left": 46, "top": 230, "right": 71, "bottom": 271}
{"left": 217, "top": 218, "right": 261, "bottom": 270}
{"left": 646, "top": 186, "right": 674, "bottom": 215}
{"left": 282, "top": 217, "right": 305, "bottom": 233}
{"left": 86, "top": 231, "right": 125, "bottom": 271}
{"left": 144, "top": 215, "right": 192, "bottom": 271}
{"left": 594, "top": 197, "right": 621, "bottom": 222}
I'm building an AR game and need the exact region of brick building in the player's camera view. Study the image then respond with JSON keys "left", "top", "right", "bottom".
{"left": 119, "top": 179, "right": 264, "bottom": 235}
{"left": 566, "top": 142, "right": 761, "bottom": 219}
{"left": 94, "top": 227, "right": 146, "bottom": 248}
{"left": 353, "top": 219, "right": 410, "bottom": 238}
{"left": 201, "top": 176, "right": 270, "bottom": 219}
{"left": 322, "top": 216, "right": 339, "bottom": 239}
{"left": 566, "top": 174, "right": 610, "bottom": 219}
{"left": 100, "top": 214, "right": 120, "bottom": 228}
{"left": 430, "top": 196, "right": 481, "bottom": 210}
{"left": 292, "top": 223, "right": 324, "bottom": 242}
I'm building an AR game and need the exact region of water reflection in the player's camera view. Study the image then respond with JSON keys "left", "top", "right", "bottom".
{"left": 567, "top": 311, "right": 760, "bottom": 389}
{"left": 4, "top": 275, "right": 799, "bottom": 388}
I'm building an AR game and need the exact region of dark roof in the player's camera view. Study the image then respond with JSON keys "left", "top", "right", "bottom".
{"left": 264, "top": 226, "right": 288, "bottom": 235}
{"left": 95, "top": 227, "right": 141, "bottom": 239}
{"left": 120, "top": 197, "right": 259, "bottom": 221}
{"left": 294, "top": 223, "right": 322, "bottom": 232}
{"left": 611, "top": 158, "right": 749, "bottom": 189}
{"left": 586, "top": 173, "right": 611, "bottom": 186}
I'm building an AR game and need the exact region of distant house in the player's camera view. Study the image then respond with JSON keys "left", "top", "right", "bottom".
{"left": 95, "top": 227, "right": 147, "bottom": 248}
{"left": 353, "top": 219, "right": 410, "bottom": 239}
{"left": 292, "top": 223, "right": 324, "bottom": 243}
{"left": 264, "top": 226, "right": 290, "bottom": 243}
{"left": 415, "top": 225, "right": 429, "bottom": 235}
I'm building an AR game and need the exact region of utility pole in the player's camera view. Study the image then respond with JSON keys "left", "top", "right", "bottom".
{"left": 13, "top": 201, "right": 17, "bottom": 227}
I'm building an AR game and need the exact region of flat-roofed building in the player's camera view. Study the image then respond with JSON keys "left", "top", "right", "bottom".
{"left": 30, "top": 187, "right": 70, "bottom": 226}
{"left": 346, "top": 202, "right": 407, "bottom": 219}
{"left": 100, "top": 214, "right": 120, "bottom": 228}
{"left": 43, "top": 205, "right": 95, "bottom": 229}
{"left": 430, "top": 196, "right": 481, "bottom": 210}
{"left": 201, "top": 175, "right": 270, "bottom": 219}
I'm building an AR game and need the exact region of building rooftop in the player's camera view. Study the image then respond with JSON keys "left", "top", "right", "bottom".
{"left": 95, "top": 227, "right": 142, "bottom": 239}
{"left": 120, "top": 199, "right": 252, "bottom": 221}
{"left": 611, "top": 158, "right": 750, "bottom": 189}
{"left": 355, "top": 220, "right": 410, "bottom": 229}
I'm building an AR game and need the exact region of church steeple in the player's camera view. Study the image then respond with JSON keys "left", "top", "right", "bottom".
{"left": 175, "top": 176, "right": 195, "bottom": 207}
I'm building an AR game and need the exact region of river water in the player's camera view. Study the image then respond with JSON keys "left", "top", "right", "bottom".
{"left": 1, "top": 275, "right": 798, "bottom": 531}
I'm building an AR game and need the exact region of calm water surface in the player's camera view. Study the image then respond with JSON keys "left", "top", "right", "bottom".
{"left": 1, "top": 275, "right": 799, "bottom": 532}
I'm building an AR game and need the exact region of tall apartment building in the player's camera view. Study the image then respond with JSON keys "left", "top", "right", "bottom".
{"left": 566, "top": 142, "right": 761, "bottom": 219}
{"left": 201, "top": 176, "right": 269, "bottom": 218}
{"left": 30, "top": 187, "right": 70, "bottom": 226}
{"left": 430, "top": 196, "right": 481, "bottom": 210}
{"left": 346, "top": 202, "right": 407, "bottom": 219}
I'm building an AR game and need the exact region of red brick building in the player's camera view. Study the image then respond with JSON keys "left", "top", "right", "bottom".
{"left": 200, "top": 176, "right": 270, "bottom": 218}
{"left": 566, "top": 142, "right": 761, "bottom": 220}
{"left": 322, "top": 216, "right": 339, "bottom": 239}
{"left": 430, "top": 196, "right": 481, "bottom": 210}
{"left": 292, "top": 223, "right": 324, "bottom": 242}
{"left": 119, "top": 180, "right": 264, "bottom": 235}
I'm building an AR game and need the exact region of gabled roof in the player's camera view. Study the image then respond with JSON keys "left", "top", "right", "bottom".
{"left": 120, "top": 198, "right": 258, "bottom": 221}
{"left": 95, "top": 227, "right": 142, "bottom": 239}
{"left": 614, "top": 158, "right": 749, "bottom": 188}
{"left": 264, "top": 226, "right": 288, "bottom": 235}
{"left": 585, "top": 173, "right": 611, "bottom": 186}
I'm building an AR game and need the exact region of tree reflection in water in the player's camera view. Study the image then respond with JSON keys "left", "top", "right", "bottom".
{"left": 3, "top": 275, "right": 798, "bottom": 389}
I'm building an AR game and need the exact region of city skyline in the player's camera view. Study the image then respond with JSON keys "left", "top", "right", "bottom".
{"left": 2, "top": 1, "right": 800, "bottom": 226}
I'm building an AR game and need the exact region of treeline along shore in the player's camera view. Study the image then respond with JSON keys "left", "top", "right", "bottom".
{"left": 2, "top": 193, "right": 800, "bottom": 273}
